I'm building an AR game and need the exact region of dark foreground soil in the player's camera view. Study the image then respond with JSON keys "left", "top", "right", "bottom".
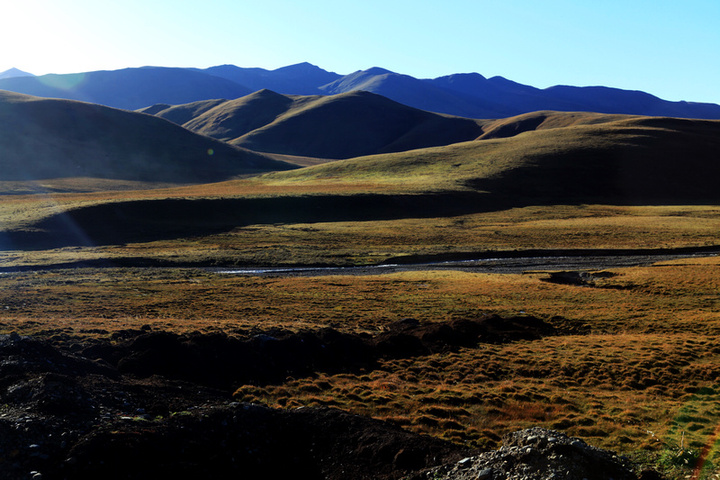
{"left": 0, "top": 316, "right": 656, "bottom": 479}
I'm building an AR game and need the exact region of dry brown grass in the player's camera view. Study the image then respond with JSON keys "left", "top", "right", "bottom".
{"left": 1, "top": 256, "right": 719, "bottom": 334}
{"left": 1, "top": 256, "right": 720, "bottom": 477}
{"left": 236, "top": 332, "right": 720, "bottom": 455}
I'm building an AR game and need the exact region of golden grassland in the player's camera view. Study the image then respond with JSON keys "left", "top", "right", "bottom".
{"left": 2, "top": 257, "right": 719, "bottom": 335}
{"left": 254, "top": 117, "right": 683, "bottom": 188}
{"left": 2, "top": 203, "right": 720, "bottom": 270}
{"left": 2, "top": 258, "right": 720, "bottom": 477}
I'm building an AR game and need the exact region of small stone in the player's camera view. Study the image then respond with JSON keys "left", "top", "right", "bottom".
{"left": 477, "top": 468, "right": 493, "bottom": 479}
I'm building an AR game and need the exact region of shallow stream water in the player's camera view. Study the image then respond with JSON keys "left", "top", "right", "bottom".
{"left": 217, "top": 249, "right": 720, "bottom": 277}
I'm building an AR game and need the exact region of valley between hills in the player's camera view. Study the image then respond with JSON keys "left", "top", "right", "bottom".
{"left": 1, "top": 76, "right": 720, "bottom": 479}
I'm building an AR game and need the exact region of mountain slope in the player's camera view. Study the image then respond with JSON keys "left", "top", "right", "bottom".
{"left": 202, "top": 62, "right": 341, "bottom": 95}
{"left": 427, "top": 73, "right": 720, "bottom": 119}
{"left": 427, "top": 73, "right": 580, "bottom": 115}
{"left": 0, "top": 67, "right": 252, "bottom": 110}
{"left": 260, "top": 112, "right": 720, "bottom": 204}
{"left": 1, "top": 63, "right": 718, "bottom": 120}
{"left": 150, "top": 89, "right": 485, "bottom": 159}
{"left": 323, "top": 67, "right": 720, "bottom": 120}
{"left": 0, "top": 68, "right": 34, "bottom": 80}
{"left": 477, "top": 110, "right": 633, "bottom": 139}
{"left": 320, "top": 68, "right": 514, "bottom": 119}
{"left": 0, "top": 91, "right": 294, "bottom": 184}
{"left": 137, "top": 99, "right": 228, "bottom": 126}
{"left": 182, "top": 89, "right": 298, "bottom": 141}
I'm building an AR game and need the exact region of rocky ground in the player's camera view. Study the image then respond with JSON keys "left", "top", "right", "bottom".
{"left": 0, "top": 317, "right": 662, "bottom": 479}
{"left": 414, "top": 427, "right": 663, "bottom": 480}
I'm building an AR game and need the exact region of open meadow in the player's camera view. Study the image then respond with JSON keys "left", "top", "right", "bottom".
{"left": 2, "top": 109, "right": 720, "bottom": 478}
{"left": 2, "top": 197, "right": 720, "bottom": 478}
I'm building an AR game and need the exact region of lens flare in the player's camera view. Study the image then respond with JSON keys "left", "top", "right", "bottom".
{"left": 37, "top": 72, "right": 87, "bottom": 91}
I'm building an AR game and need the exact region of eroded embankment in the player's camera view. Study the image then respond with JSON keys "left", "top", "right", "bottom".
{"left": 79, "top": 314, "right": 556, "bottom": 388}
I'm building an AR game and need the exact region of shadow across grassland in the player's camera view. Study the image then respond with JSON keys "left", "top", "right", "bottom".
{"left": 4, "top": 192, "right": 498, "bottom": 250}
{"left": 6, "top": 184, "right": 720, "bottom": 251}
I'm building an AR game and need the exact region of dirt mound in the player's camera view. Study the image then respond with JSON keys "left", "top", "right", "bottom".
{"left": 79, "top": 314, "right": 555, "bottom": 388}
{"left": 0, "top": 332, "right": 464, "bottom": 480}
{"left": 83, "top": 328, "right": 377, "bottom": 388}
{"left": 415, "top": 427, "right": 647, "bottom": 480}
{"left": 376, "top": 315, "right": 555, "bottom": 358}
{"left": 62, "top": 404, "right": 466, "bottom": 480}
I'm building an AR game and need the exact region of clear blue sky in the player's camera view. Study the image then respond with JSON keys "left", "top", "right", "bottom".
{"left": 2, "top": 0, "right": 719, "bottom": 104}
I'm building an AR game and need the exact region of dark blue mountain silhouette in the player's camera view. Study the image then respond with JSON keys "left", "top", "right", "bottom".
{"left": 0, "top": 68, "right": 34, "bottom": 80}
{"left": 0, "top": 63, "right": 718, "bottom": 119}
{"left": 0, "top": 67, "right": 252, "bottom": 110}
{"left": 202, "top": 62, "right": 341, "bottom": 95}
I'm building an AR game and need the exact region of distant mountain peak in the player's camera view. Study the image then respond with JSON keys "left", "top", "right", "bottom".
{"left": 276, "top": 61, "right": 318, "bottom": 70}
{"left": 0, "top": 67, "right": 34, "bottom": 80}
{"left": 249, "top": 88, "right": 287, "bottom": 98}
{"left": 362, "top": 67, "right": 395, "bottom": 76}
{"left": 438, "top": 72, "right": 487, "bottom": 81}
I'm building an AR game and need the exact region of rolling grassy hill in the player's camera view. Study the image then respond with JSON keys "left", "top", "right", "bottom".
{"left": 259, "top": 112, "right": 720, "bottom": 204}
{"left": 0, "top": 90, "right": 295, "bottom": 190}
{"left": 145, "top": 89, "right": 485, "bottom": 159}
{"left": 6, "top": 110, "right": 720, "bottom": 252}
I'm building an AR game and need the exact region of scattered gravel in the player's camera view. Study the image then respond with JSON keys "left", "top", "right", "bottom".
{"left": 414, "top": 427, "right": 643, "bottom": 480}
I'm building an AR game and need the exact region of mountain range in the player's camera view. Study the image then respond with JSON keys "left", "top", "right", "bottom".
{"left": 1, "top": 63, "right": 719, "bottom": 119}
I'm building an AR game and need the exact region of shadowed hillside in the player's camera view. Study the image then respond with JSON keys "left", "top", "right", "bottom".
{"left": 8, "top": 112, "right": 720, "bottom": 250}
{"left": 136, "top": 98, "right": 227, "bottom": 126}
{"left": 182, "top": 90, "right": 298, "bottom": 141}
{"left": 145, "top": 90, "right": 485, "bottom": 159}
{"left": 0, "top": 91, "right": 294, "bottom": 185}
{"left": 261, "top": 113, "right": 720, "bottom": 204}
